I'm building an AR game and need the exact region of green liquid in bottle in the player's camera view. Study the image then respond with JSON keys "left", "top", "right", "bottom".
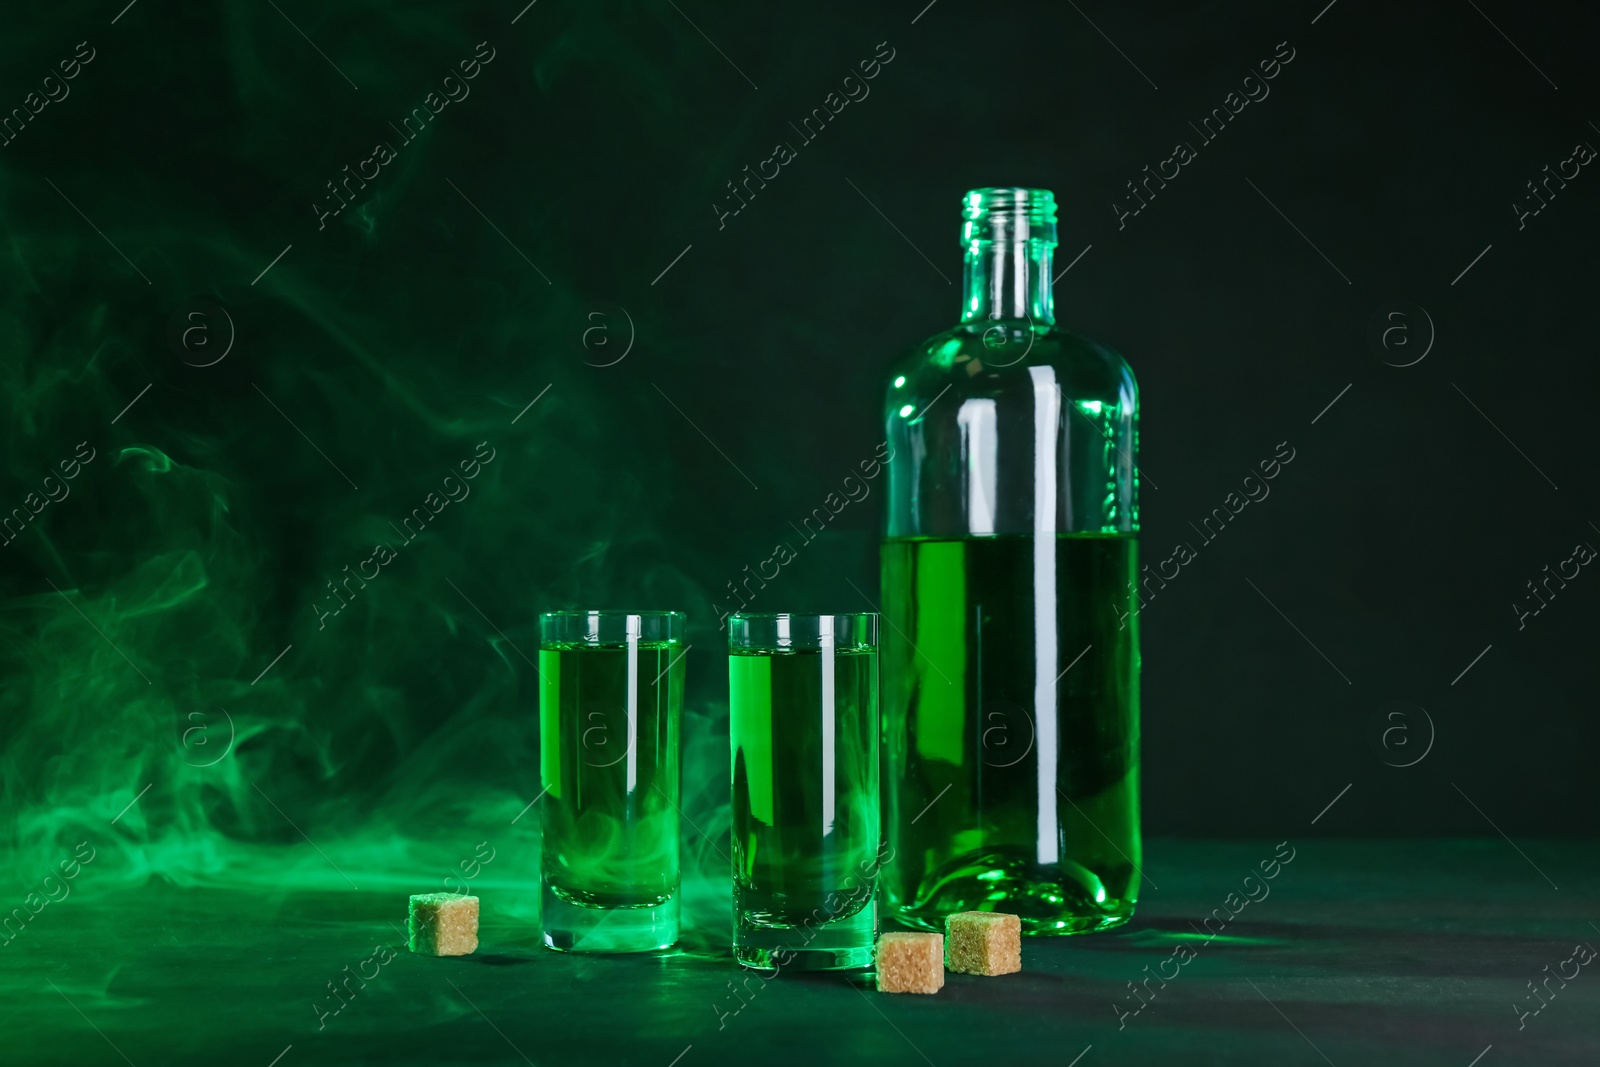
{"left": 881, "top": 532, "right": 1140, "bottom": 934}
{"left": 730, "top": 646, "right": 880, "bottom": 969}
{"left": 539, "top": 641, "right": 683, "bottom": 911}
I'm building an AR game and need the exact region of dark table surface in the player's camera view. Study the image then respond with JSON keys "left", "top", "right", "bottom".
{"left": 14, "top": 839, "right": 1599, "bottom": 1066}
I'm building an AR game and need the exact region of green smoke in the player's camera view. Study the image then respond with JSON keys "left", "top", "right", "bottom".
{"left": 0, "top": 1, "right": 768, "bottom": 947}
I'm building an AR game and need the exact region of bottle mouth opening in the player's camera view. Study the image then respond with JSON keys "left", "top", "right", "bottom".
{"left": 962, "top": 187, "right": 1057, "bottom": 246}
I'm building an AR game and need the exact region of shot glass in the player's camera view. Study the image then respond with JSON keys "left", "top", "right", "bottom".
{"left": 539, "top": 610, "right": 685, "bottom": 953}
{"left": 728, "top": 612, "right": 881, "bottom": 970}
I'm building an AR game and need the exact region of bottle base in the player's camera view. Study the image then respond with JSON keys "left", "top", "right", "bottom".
{"left": 734, "top": 902, "right": 876, "bottom": 971}
{"left": 541, "top": 885, "right": 678, "bottom": 954}
{"left": 889, "top": 848, "right": 1138, "bottom": 935}
{"left": 892, "top": 903, "right": 1134, "bottom": 936}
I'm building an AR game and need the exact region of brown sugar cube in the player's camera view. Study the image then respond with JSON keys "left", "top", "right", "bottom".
{"left": 875, "top": 932, "right": 944, "bottom": 994}
{"left": 408, "top": 893, "right": 479, "bottom": 956}
{"left": 945, "top": 911, "right": 1021, "bottom": 976}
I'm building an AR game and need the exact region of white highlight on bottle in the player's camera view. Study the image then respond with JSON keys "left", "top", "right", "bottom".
{"left": 958, "top": 398, "right": 999, "bottom": 536}
{"left": 820, "top": 614, "right": 837, "bottom": 837}
{"left": 1028, "top": 366, "right": 1060, "bottom": 866}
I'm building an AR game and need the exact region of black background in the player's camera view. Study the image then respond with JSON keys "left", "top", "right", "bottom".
{"left": 2, "top": 0, "right": 1595, "bottom": 851}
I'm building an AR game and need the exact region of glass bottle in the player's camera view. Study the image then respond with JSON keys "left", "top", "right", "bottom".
{"left": 880, "top": 187, "right": 1141, "bottom": 935}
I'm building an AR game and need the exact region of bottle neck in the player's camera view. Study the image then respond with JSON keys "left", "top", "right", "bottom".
{"left": 960, "top": 241, "right": 1055, "bottom": 326}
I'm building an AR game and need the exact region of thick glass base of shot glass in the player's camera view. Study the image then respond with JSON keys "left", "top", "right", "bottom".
{"left": 541, "top": 885, "right": 679, "bottom": 954}
{"left": 734, "top": 902, "right": 877, "bottom": 971}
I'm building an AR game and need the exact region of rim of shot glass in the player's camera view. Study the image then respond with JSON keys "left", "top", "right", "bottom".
{"left": 539, "top": 610, "right": 685, "bottom": 645}
{"left": 726, "top": 611, "right": 877, "bottom": 652}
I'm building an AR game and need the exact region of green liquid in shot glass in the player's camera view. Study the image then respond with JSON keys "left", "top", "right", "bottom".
{"left": 539, "top": 641, "right": 683, "bottom": 913}
{"left": 729, "top": 645, "right": 879, "bottom": 969}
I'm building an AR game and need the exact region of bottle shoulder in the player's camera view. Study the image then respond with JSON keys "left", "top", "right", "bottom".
{"left": 886, "top": 323, "right": 1138, "bottom": 407}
